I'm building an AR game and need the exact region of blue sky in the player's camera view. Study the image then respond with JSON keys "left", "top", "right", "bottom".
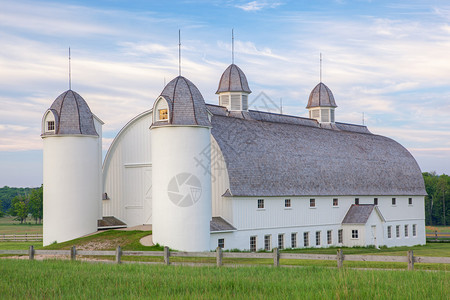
{"left": 1, "top": 0, "right": 449, "bottom": 187}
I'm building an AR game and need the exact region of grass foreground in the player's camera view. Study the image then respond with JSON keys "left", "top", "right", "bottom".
{"left": 0, "top": 259, "right": 448, "bottom": 300}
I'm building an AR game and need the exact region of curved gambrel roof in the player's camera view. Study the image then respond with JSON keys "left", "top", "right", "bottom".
{"left": 210, "top": 108, "right": 426, "bottom": 197}
{"left": 216, "top": 64, "right": 251, "bottom": 94}
{"left": 42, "top": 90, "right": 98, "bottom": 136}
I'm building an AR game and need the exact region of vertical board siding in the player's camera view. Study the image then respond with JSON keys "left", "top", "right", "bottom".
{"left": 211, "top": 137, "right": 232, "bottom": 223}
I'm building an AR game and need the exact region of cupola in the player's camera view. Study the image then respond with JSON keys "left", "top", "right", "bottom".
{"left": 41, "top": 90, "right": 98, "bottom": 136}
{"left": 306, "top": 82, "right": 337, "bottom": 123}
{"left": 216, "top": 64, "right": 251, "bottom": 111}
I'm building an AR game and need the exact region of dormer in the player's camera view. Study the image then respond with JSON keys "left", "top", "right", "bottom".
{"left": 307, "top": 82, "right": 337, "bottom": 123}
{"left": 42, "top": 109, "right": 58, "bottom": 135}
{"left": 216, "top": 64, "right": 251, "bottom": 111}
{"left": 152, "top": 96, "right": 171, "bottom": 123}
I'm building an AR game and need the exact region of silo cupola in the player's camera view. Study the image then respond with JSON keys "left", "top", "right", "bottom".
{"left": 216, "top": 64, "right": 251, "bottom": 111}
{"left": 306, "top": 82, "right": 337, "bottom": 123}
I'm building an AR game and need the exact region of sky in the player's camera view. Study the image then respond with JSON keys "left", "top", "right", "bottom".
{"left": 1, "top": 0, "right": 450, "bottom": 187}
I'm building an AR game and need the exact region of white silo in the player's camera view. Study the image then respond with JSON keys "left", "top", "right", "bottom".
{"left": 150, "top": 76, "right": 212, "bottom": 252}
{"left": 41, "top": 90, "right": 103, "bottom": 246}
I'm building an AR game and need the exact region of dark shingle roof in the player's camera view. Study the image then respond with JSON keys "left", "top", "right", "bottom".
{"left": 158, "top": 76, "right": 210, "bottom": 127}
{"left": 342, "top": 204, "right": 384, "bottom": 224}
{"left": 210, "top": 217, "right": 236, "bottom": 232}
{"left": 208, "top": 106, "right": 426, "bottom": 197}
{"left": 307, "top": 82, "right": 337, "bottom": 108}
{"left": 43, "top": 90, "right": 98, "bottom": 136}
{"left": 216, "top": 64, "right": 251, "bottom": 94}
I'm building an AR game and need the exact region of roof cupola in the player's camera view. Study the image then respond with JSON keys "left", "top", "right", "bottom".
{"left": 216, "top": 64, "right": 251, "bottom": 111}
{"left": 307, "top": 82, "right": 337, "bottom": 123}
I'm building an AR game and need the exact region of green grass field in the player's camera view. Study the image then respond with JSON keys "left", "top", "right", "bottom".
{"left": 0, "top": 259, "right": 447, "bottom": 299}
{"left": 0, "top": 216, "right": 42, "bottom": 235}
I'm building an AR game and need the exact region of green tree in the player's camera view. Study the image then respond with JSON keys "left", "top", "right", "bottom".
{"left": 9, "top": 195, "right": 29, "bottom": 224}
{"left": 29, "top": 185, "right": 43, "bottom": 224}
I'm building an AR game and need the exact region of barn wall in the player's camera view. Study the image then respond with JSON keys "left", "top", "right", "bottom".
{"left": 102, "top": 110, "right": 153, "bottom": 227}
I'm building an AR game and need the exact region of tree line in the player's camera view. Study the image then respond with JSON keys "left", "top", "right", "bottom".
{"left": 423, "top": 172, "right": 449, "bottom": 226}
{"left": 0, "top": 185, "right": 43, "bottom": 224}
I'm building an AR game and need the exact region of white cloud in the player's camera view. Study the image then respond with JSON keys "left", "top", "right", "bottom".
{"left": 235, "top": 1, "right": 282, "bottom": 11}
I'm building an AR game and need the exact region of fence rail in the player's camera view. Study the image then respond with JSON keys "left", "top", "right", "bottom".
{"left": 1, "top": 246, "right": 450, "bottom": 271}
{"left": 426, "top": 231, "right": 450, "bottom": 241}
{"left": 0, "top": 234, "right": 43, "bottom": 242}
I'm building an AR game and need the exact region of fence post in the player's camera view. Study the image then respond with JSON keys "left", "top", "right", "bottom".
{"left": 29, "top": 245, "right": 35, "bottom": 260}
{"left": 435, "top": 230, "right": 438, "bottom": 242}
{"left": 216, "top": 247, "right": 223, "bottom": 267}
{"left": 115, "top": 246, "right": 122, "bottom": 264}
{"left": 407, "top": 250, "right": 414, "bottom": 271}
{"left": 273, "top": 247, "right": 279, "bottom": 267}
{"left": 337, "top": 249, "right": 344, "bottom": 269}
{"left": 70, "top": 246, "right": 77, "bottom": 261}
{"left": 164, "top": 246, "right": 170, "bottom": 265}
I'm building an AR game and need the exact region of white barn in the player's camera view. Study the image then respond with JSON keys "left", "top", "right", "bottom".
{"left": 42, "top": 63, "right": 427, "bottom": 251}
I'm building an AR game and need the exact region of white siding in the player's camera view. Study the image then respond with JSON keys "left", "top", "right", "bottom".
{"left": 102, "top": 110, "right": 152, "bottom": 227}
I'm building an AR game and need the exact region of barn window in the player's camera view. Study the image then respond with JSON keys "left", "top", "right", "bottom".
{"left": 303, "top": 232, "right": 309, "bottom": 247}
{"left": 404, "top": 225, "right": 409, "bottom": 237}
{"left": 330, "top": 109, "right": 335, "bottom": 123}
{"left": 396, "top": 225, "right": 400, "bottom": 238}
{"left": 257, "top": 199, "right": 264, "bottom": 209}
{"left": 220, "top": 94, "right": 230, "bottom": 107}
{"left": 408, "top": 198, "right": 413, "bottom": 205}
{"left": 387, "top": 226, "right": 392, "bottom": 238}
{"left": 392, "top": 198, "right": 396, "bottom": 206}
{"left": 333, "top": 198, "right": 338, "bottom": 207}
{"left": 327, "top": 230, "right": 332, "bottom": 245}
{"left": 264, "top": 235, "right": 271, "bottom": 251}
{"left": 413, "top": 224, "right": 417, "bottom": 236}
{"left": 310, "top": 199, "right": 315, "bottom": 208}
{"left": 351, "top": 230, "right": 359, "bottom": 239}
{"left": 291, "top": 233, "right": 297, "bottom": 248}
{"left": 159, "top": 109, "right": 168, "bottom": 120}
{"left": 355, "top": 198, "right": 359, "bottom": 205}
{"left": 338, "top": 229, "right": 343, "bottom": 243}
{"left": 285, "top": 199, "right": 291, "bottom": 208}
{"left": 250, "top": 236, "right": 257, "bottom": 252}
{"left": 242, "top": 94, "right": 248, "bottom": 110}
{"left": 278, "top": 234, "right": 284, "bottom": 249}
{"left": 230, "top": 94, "right": 241, "bottom": 110}
{"left": 374, "top": 198, "right": 378, "bottom": 205}
{"left": 315, "top": 231, "right": 321, "bottom": 246}
{"left": 47, "top": 121, "right": 55, "bottom": 131}
{"left": 218, "top": 238, "right": 224, "bottom": 248}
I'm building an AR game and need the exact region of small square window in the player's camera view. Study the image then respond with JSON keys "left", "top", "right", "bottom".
{"left": 250, "top": 236, "right": 257, "bottom": 252}
{"left": 291, "top": 233, "right": 297, "bottom": 248}
{"left": 264, "top": 235, "right": 271, "bottom": 251}
{"left": 396, "top": 225, "right": 400, "bottom": 238}
{"left": 338, "top": 229, "right": 343, "bottom": 244}
{"left": 285, "top": 199, "right": 291, "bottom": 208}
{"left": 257, "top": 199, "right": 264, "bottom": 209}
{"left": 159, "top": 109, "right": 168, "bottom": 120}
{"left": 47, "top": 121, "right": 55, "bottom": 131}
{"left": 315, "top": 231, "right": 321, "bottom": 246}
{"left": 392, "top": 198, "right": 396, "bottom": 205}
{"left": 412, "top": 224, "right": 417, "bottom": 236}
{"left": 355, "top": 198, "right": 359, "bottom": 205}
{"left": 408, "top": 198, "right": 413, "bottom": 205}
{"left": 218, "top": 238, "right": 224, "bottom": 248}
{"left": 352, "top": 229, "right": 359, "bottom": 239}
{"left": 404, "top": 225, "right": 409, "bottom": 237}
{"left": 278, "top": 234, "right": 284, "bottom": 249}
{"left": 387, "top": 226, "right": 392, "bottom": 238}
{"left": 374, "top": 198, "right": 378, "bottom": 205}
{"left": 333, "top": 198, "right": 338, "bottom": 206}
{"left": 327, "top": 230, "right": 332, "bottom": 244}
{"left": 310, "top": 199, "right": 315, "bottom": 208}
{"left": 303, "top": 232, "right": 309, "bottom": 247}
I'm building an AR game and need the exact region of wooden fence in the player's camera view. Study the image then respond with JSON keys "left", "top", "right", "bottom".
{"left": 0, "top": 234, "right": 43, "bottom": 242}
{"left": 426, "top": 231, "right": 450, "bottom": 241}
{"left": 1, "top": 246, "right": 449, "bottom": 271}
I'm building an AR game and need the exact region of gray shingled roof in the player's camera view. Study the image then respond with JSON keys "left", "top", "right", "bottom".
{"left": 210, "top": 217, "right": 237, "bottom": 232}
{"left": 306, "top": 82, "right": 337, "bottom": 108}
{"left": 158, "top": 76, "right": 210, "bottom": 127}
{"left": 209, "top": 106, "right": 426, "bottom": 197}
{"left": 43, "top": 90, "right": 98, "bottom": 136}
{"left": 342, "top": 204, "right": 384, "bottom": 224}
{"left": 216, "top": 64, "right": 252, "bottom": 94}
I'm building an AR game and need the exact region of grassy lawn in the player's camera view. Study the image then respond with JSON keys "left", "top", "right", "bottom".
{"left": 0, "top": 259, "right": 448, "bottom": 299}
{"left": 0, "top": 216, "right": 42, "bottom": 235}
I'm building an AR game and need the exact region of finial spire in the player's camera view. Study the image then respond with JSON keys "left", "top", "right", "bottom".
{"left": 69, "top": 47, "right": 71, "bottom": 90}
{"left": 232, "top": 29, "right": 234, "bottom": 64}
{"left": 320, "top": 52, "right": 322, "bottom": 83}
{"left": 178, "top": 29, "right": 181, "bottom": 76}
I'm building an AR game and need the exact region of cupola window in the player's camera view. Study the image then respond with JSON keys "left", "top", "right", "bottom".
{"left": 159, "top": 109, "right": 168, "bottom": 120}
{"left": 47, "top": 121, "right": 55, "bottom": 131}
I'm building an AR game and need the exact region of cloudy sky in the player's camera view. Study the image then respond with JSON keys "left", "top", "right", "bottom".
{"left": 1, "top": 0, "right": 449, "bottom": 187}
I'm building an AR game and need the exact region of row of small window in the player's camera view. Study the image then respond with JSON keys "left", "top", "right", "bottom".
{"left": 387, "top": 224, "right": 417, "bottom": 238}
{"left": 257, "top": 197, "right": 414, "bottom": 209}
{"left": 248, "top": 230, "right": 343, "bottom": 252}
